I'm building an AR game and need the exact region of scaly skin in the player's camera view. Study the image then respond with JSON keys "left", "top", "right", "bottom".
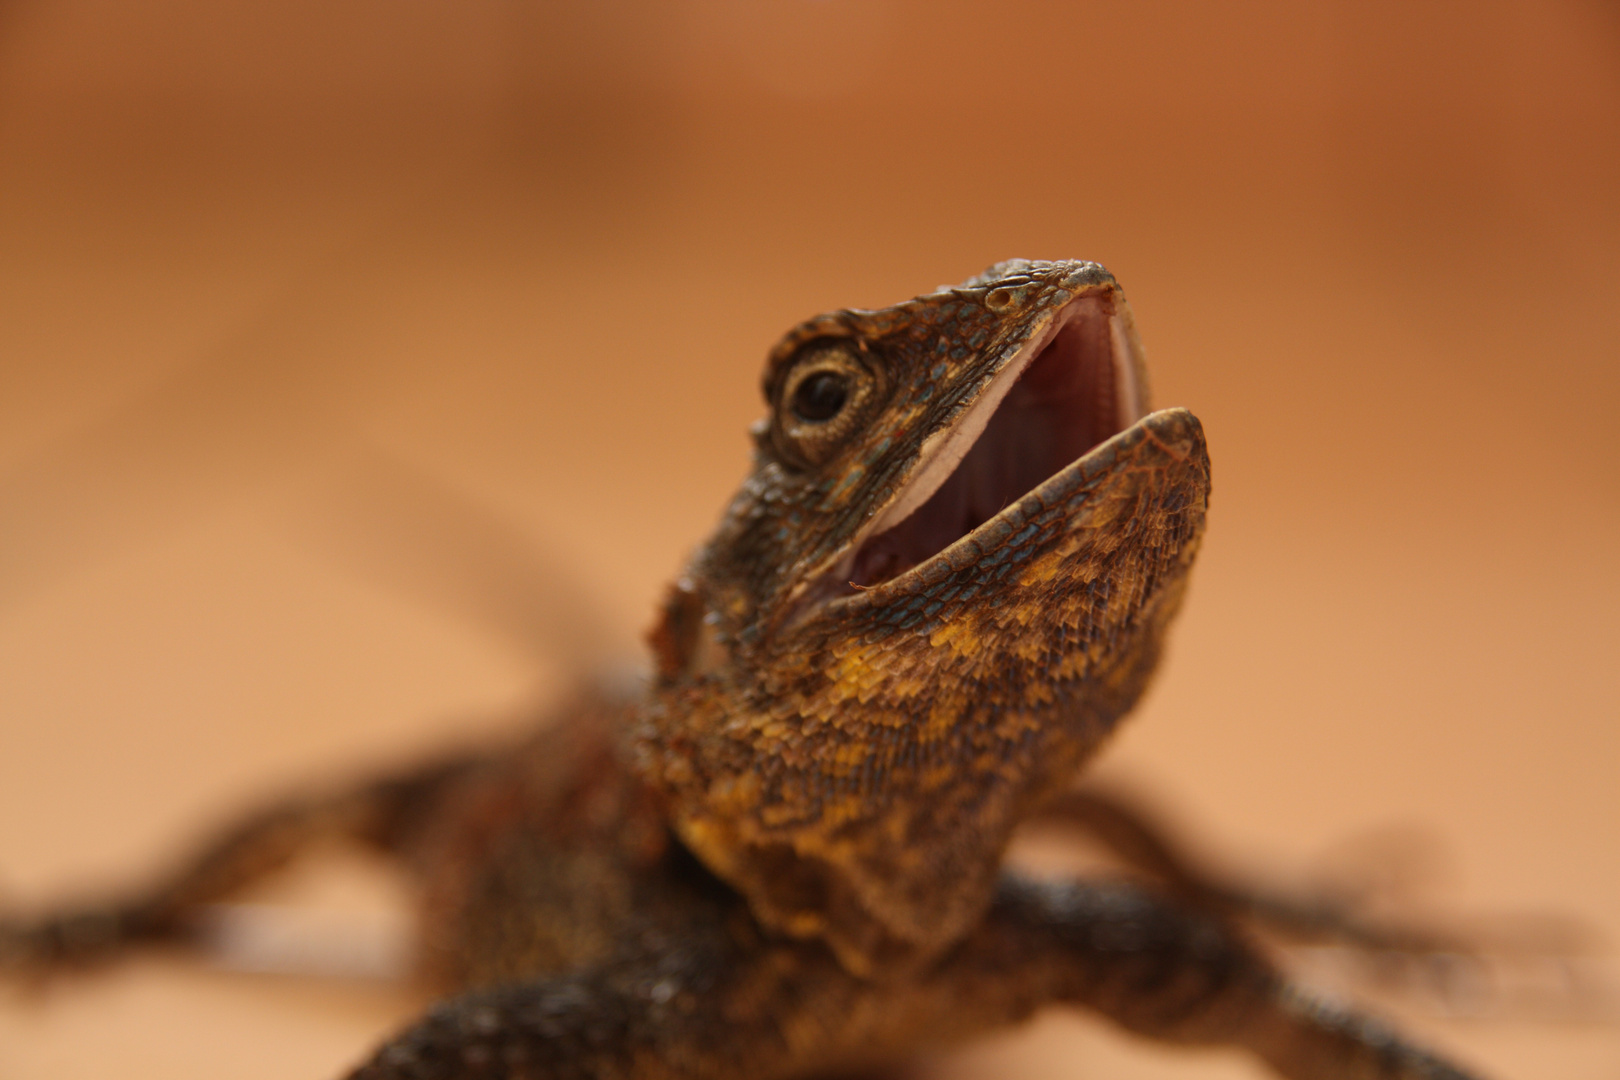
{"left": 1, "top": 261, "right": 1487, "bottom": 1080}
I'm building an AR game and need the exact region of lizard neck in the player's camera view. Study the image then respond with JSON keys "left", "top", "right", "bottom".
{"left": 636, "top": 410, "right": 1208, "bottom": 977}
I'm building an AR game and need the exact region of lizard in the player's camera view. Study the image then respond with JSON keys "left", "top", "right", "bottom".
{"left": 0, "top": 259, "right": 1487, "bottom": 1079}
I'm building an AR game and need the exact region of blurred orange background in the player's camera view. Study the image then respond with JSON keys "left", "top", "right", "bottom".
{"left": 0, "top": 2, "right": 1616, "bottom": 1078}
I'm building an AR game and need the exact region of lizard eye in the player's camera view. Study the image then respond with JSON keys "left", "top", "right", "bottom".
{"left": 773, "top": 340, "right": 882, "bottom": 468}
{"left": 791, "top": 371, "right": 849, "bottom": 422}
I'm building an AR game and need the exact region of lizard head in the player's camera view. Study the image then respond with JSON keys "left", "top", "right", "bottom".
{"left": 637, "top": 260, "right": 1210, "bottom": 976}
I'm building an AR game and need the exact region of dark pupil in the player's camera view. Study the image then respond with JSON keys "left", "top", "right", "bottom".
{"left": 792, "top": 370, "right": 849, "bottom": 422}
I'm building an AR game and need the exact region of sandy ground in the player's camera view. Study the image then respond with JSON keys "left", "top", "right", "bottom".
{"left": 0, "top": 2, "right": 1616, "bottom": 1077}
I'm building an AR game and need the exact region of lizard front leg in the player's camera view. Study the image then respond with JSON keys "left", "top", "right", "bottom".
{"left": 1030, "top": 787, "right": 1471, "bottom": 956}
{"left": 975, "top": 873, "right": 1486, "bottom": 1080}
{"left": 342, "top": 949, "right": 790, "bottom": 1080}
{"left": 1026, "top": 785, "right": 1595, "bottom": 1021}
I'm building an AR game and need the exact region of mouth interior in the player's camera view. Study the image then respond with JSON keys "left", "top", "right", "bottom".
{"left": 847, "top": 300, "right": 1138, "bottom": 590}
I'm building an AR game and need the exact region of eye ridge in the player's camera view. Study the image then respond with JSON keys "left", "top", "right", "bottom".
{"left": 791, "top": 370, "right": 850, "bottom": 423}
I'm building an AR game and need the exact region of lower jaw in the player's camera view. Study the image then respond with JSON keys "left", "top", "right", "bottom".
{"left": 831, "top": 408, "right": 1202, "bottom": 603}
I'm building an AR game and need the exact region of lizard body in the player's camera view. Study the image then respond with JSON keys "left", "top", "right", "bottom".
{"left": 2, "top": 261, "right": 1484, "bottom": 1080}
{"left": 638, "top": 261, "right": 1202, "bottom": 979}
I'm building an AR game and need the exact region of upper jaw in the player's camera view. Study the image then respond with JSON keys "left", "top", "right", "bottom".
{"left": 792, "top": 280, "right": 1152, "bottom": 616}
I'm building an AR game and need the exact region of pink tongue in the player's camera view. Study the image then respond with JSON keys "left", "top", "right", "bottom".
{"left": 848, "top": 313, "right": 1121, "bottom": 590}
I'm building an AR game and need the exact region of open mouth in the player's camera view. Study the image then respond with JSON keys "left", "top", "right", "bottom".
{"left": 842, "top": 292, "right": 1146, "bottom": 592}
